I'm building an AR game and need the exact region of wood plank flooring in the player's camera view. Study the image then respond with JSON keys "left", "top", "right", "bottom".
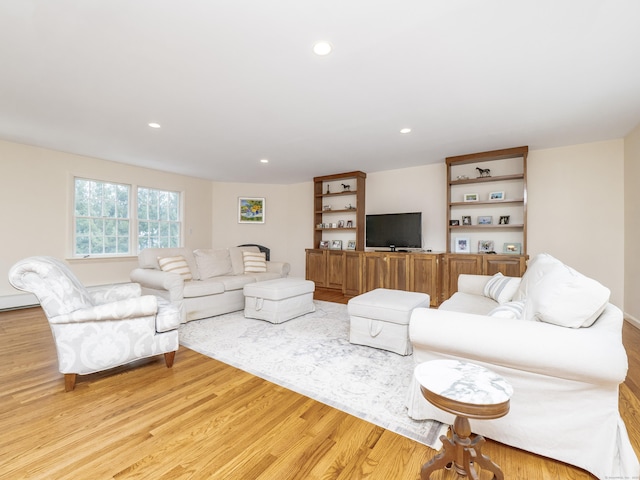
{"left": 1, "top": 289, "right": 639, "bottom": 479}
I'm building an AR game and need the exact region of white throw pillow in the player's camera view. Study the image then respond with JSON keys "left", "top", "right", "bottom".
{"left": 194, "top": 249, "right": 233, "bottom": 278}
{"left": 488, "top": 300, "right": 525, "bottom": 320}
{"left": 158, "top": 255, "right": 193, "bottom": 281}
{"left": 243, "top": 251, "right": 267, "bottom": 273}
{"left": 514, "top": 253, "right": 563, "bottom": 301}
{"left": 483, "top": 272, "right": 521, "bottom": 304}
{"left": 523, "top": 263, "right": 610, "bottom": 328}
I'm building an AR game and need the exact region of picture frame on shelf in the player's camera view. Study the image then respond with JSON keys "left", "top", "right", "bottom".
{"left": 462, "top": 216, "right": 472, "bottom": 226}
{"left": 337, "top": 220, "right": 345, "bottom": 228}
{"left": 478, "top": 216, "right": 493, "bottom": 225}
{"left": 449, "top": 219, "right": 460, "bottom": 226}
{"left": 455, "top": 237, "right": 470, "bottom": 253}
{"left": 346, "top": 240, "right": 356, "bottom": 250}
{"left": 346, "top": 220, "right": 353, "bottom": 228}
{"left": 503, "top": 242, "right": 522, "bottom": 254}
{"left": 499, "top": 215, "right": 510, "bottom": 225}
{"left": 330, "top": 240, "right": 343, "bottom": 250}
{"left": 319, "top": 240, "right": 329, "bottom": 249}
{"left": 478, "top": 240, "right": 495, "bottom": 253}
{"left": 464, "top": 193, "right": 479, "bottom": 202}
{"left": 238, "top": 197, "right": 265, "bottom": 223}
{"left": 489, "top": 191, "right": 505, "bottom": 201}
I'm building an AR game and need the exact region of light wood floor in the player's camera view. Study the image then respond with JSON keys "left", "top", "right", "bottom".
{"left": 1, "top": 289, "right": 639, "bottom": 479}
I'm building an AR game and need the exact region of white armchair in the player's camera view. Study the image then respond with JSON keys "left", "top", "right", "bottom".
{"left": 8, "top": 256, "right": 181, "bottom": 391}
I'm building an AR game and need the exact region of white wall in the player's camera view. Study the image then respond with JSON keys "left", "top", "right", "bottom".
{"left": 527, "top": 140, "right": 625, "bottom": 306}
{"left": 625, "top": 123, "right": 640, "bottom": 323}
{"left": 0, "top": 140, "right": 213, "bottom": 305}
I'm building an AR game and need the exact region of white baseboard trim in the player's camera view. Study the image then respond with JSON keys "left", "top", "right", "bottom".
{"left": 0, "top": 293, "right": 39, "bottom": 311}
{"left": 625, "top": 313, "right": 640, "bottom": 330}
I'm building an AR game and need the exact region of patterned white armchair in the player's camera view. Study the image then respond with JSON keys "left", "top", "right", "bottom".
{"left": 8, "top": 256, "right": 181, "bottom": 391}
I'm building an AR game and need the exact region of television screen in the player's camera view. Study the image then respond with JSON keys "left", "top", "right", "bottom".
{"left": 365, "top": 212, "right": 422, "bottom": 250}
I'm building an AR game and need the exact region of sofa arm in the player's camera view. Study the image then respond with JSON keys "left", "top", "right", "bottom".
{"left": 457, "top": 274, "right": 493, "bottom": 295}
{"left": 267, "top": 261, "right": 290, "bottom": 277}
{"left": 409, "top": 306, "right": 628, "bottom": 385}
{"left": 130, "top": 268, "right": 184, "bottom": 301}
{"left": 51, "top": 295, "right": 158, "bottom": 324}
{"left": 87, "top": 283, "right": 142, "bottom": 304}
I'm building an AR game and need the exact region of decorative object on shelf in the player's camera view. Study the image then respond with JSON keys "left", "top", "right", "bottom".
{"left": 330, "top": 240, "right": 343, "bottom": 250}
{"left": 316, "top": 223, "right": 323, "bottom": 229}
{"left": 238, "top": 197, "right": 265, "bottom": 224}
{"left": 345, "top": 203, "right": 356, "bottom": 210}
{"left": 456, "top": 175, "right": 469, "bottom": 180}
{"left": 462, "top": 216, "right": 472, "bottom": 226}
{"left": 455, "top": 237, "right": 470, "bottom": 253}
{"left": 346, "top": 220, "right": 353, "bottom": 228}
{"left": 489, "top": 191, "right": 505, "bottom": 201}
{"left": 478, "top": 240, "right": 495, "bottom": 253}
{"left": 478, "top": 216, "right": 493, "bottom": 225}
{"left": 464, "top": 193, "right": 479, "bottom": 202}
{"left": 323, "top": 205, "right": 332, "bottom": 211}
{"left": 326, "top": 185, "right": 331, "bottom": 194}
{"left": 338, "top": 220, "right": 345, "bottom": 228}
{"left": 341, "top": 183, "right": 351, "bottom": 191}
{"left": 319, "top": 240, "right": 329, "bottom": 249}
{"left": 331, "top": 223, "right": 337, "bottom": 228}
{"left": 449, "top": 219, "right": 460, "bottom": 226}
{"left": 503, "top": 242, "right": 522, "bottom": 254}
{"left": 476, "top": 167, "right": 491, "bottom": 178}
{"left": 346, "top": 240, "right": 356, "bottom": 250}
{"left": 499, "top": 215, "right": 510, "bottom": 225}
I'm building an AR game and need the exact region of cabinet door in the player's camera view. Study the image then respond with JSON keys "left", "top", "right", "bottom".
{"left": 327, "top": 251, "right": 345, "bottom": 289}
{"left": 386, "top": 253, "right": 409, "bottom": 290}
{"left": 343, "top": 251, "right": 364, "bottom": 296}
{"left": 483, "top": 255, "right": 526, "bottom": 277}
{"left": 364, "top": 254, "right": 386, "bottom": 291}
{"left": 305, "top": 249, "right": 327, "bottom": 287}
{"left": 409, "top": 254, "right": 441, "bottom": 307}
{"left": 444, "top": 254, "right": 482, "bottom": 299}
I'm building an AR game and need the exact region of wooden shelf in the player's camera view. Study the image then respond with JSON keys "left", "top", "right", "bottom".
{"left": 315, "top": 191, "right": 359, "bottom": 198}
{"left": 315, "top": 209, "right": 358, "bottom": 214}
{"left": 315, "top": 228, "right": 357, "bottom": 231}
{"left": 449, "top": 174, "right": 524, "bottom": 186}
{"left": 449, "top": 224, "right": 524, "bottom": 230}
{"left": 449, "top": 199, "right": 524, "bottom": 207}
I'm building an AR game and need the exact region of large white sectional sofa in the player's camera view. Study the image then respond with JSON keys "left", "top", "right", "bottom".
{"left": 130, "top": 246, "right": 290, "bottom": 322}
{"left": 407, "top": 253, "right": 638, "bottom": 480}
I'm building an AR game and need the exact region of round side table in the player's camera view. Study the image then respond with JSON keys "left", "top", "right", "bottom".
{"left": 414, "top": 360, "right": 513, "bottom": 480}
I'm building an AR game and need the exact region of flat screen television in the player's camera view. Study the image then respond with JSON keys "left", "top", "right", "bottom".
{"left": 365, "top": 212, "right": 422, "bottom": 251}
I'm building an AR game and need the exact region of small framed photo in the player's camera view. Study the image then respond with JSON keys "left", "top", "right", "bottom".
{"left": 449, "top": 219, "right": 460, "bottom": 226}
{"left": 489, "top": 191, "right": 505, "bottom": 201}
{"left": 330, "top": 240, "right": 343, "bottom": 250}
{"left": 462, "top": 216, "right": 472, "bottom": 226}
{"left": 455, "top": 237, "right": 470, "bottom": 253}
{"left": 238, "top": 197, "right": 265, "bottom": 223}
{"left": 319, "top": 240, "right": 329, "bottom": 249}
{"left": 464, "top": 193, "right": 479, "bottom": 202}
{"left": 346, "top": 220, "right": 353, "bottom": 228}
{"left": 346, "top": 240, "right": 356, "bottom": 250}
{"left": 499, "top": 215, "right": 510, "bottom": 225}
{"left": 478, "top": 216, "right": 493, "bottom": 225}
{"left": 337, "top": 220, "right": 345, "bottom": 228}
{"left": 478, "top": 240, "right": 495, "bottom": 253}
{"left": 503, "top": 242, "right": 522, "bottom": 254}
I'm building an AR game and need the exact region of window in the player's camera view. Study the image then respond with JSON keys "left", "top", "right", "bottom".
{"left": 137, "top": 187, "right": 181, "bottom": 251}
{"left": 74, "top": 179, "right": 130, "bottom": 256}
{"left": 73, "top": 178, "right": 181, "bottom": 257}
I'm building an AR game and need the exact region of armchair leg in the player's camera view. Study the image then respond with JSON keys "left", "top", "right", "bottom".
{"left": 164, "top": 351, "right": 176, "bottom": 368}
{"left": 64, "top": 373, "right": 77, "bottom": 392}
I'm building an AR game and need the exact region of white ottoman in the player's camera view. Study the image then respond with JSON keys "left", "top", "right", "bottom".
{"left": 243, "top": 278, "right": 315, "bottom": 323}
{"left": 348, "top": 288, "right": 430, "bottom": 355}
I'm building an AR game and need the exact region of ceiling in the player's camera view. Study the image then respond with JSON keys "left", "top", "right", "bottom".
{"left": 1, "top": 1, "right": 640, "bottom": 184}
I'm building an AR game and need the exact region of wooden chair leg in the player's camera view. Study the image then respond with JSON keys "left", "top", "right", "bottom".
{"left": 64, "top": 373, "right": 77, "bottom": 392}
{"left": 164, "top": 351, "right": 176, "bottom": 368}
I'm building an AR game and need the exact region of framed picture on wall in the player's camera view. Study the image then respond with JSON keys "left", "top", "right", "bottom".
{"left": 238, "top": 197, "right": 265, "bottom": 223}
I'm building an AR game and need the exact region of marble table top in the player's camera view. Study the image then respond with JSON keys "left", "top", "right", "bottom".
{"left": 415, "top": 360, "right": 513, "bottom": 405}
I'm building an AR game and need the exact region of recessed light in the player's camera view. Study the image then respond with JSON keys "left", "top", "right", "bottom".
{"left": 313, "top": 41, "right": 333, "bottom": 56}
{"left": 400, "top": 128, "right": 412, "bottom": 134}
{"left": 260, "top": 159, "right": 269, "bottom": 164}
{"left": 148, "top": 122, "right": 161, "bottom": 129}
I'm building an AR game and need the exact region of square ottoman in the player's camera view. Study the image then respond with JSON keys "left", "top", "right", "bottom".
{"left": 243, "top": 277, "right": 315, "bottom": 323}
{"left": 348, "top": 288, "right": 430, "bottom": 355}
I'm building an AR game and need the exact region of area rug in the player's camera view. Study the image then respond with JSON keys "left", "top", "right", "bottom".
{"left": 179, "top": 300, "right": 445, "bottom": 449}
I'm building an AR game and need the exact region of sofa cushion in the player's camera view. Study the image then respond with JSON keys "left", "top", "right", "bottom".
{"left": 194, "top": 249, "right": 233, "bottom": 278}
{"left": 483, "top": 273, "right": 521, "bottom": 304}
{"left": 243, "top": 251, "right": 267, "bottom": 273}
{"left": 139, "top": 247, "right": 200, "bottom": 280}
{"left": 523, "top": 262, "right": 610, "bottom": 328}
{"left": 514, "top": 253, "right": 563, "bottom": 301}
{"left": 213, "top": 275, "right": 257, "bottom": 292}
{"left": 182, "top": 279, "right": 225, "bottom": 298}
{"left": 488, "top": 300, "right": 526, "bottom": 320}
{"left": 158, "top": 255, "right": 193, "bottom": 281}
{"left": 439, "top": 292, "right": 497, "bottom": 315}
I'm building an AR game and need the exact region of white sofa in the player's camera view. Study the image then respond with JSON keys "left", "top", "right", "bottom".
{"left": 130, "top": 246, "right": 290, "bottom": 322}
{"left": 406, "top": 253, "right": 638, "bottom": 480}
